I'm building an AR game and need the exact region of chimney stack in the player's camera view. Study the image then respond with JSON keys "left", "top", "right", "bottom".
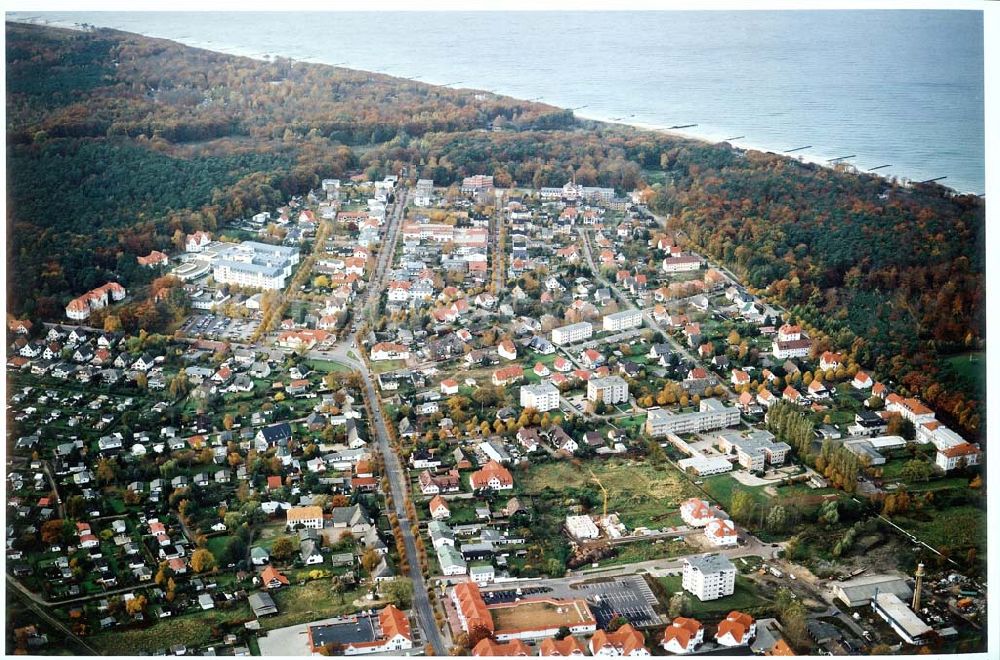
{"left": 912, "top": 562, "right": 925, "bottom": 611}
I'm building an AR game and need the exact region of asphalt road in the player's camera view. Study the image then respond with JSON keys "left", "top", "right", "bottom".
{"left": 358, "top": 358, "right": 447, "bottom": 654}
{"left": 327, "top": 187, "right": 448, "bottom": 654}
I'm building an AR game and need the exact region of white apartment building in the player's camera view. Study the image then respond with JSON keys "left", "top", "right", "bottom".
{"left": 603, "top": 309, "right": 643, "bottom": 332}
{"left": 771, "top": 338, "right": 812, "bottom": 359}
{"left": 212, "top": 261, "right": 287, "bottom": 289}
{"left": 414, "top": 179, "right": 434, "bottom": 207}
{"left": 519, "top": 382, "right": 561, "bottom": 412}
{"left": 540, "top": 181, "right": 615, "bottom": 203}
{"left": 551, "top": 321, "right": 593, "bottom": 346}
{"left": 211, "top": 241, "right": 300, "bottom": 290}
{"left": 716, "top": 430, "right": 790, "bottom": 472}
{"left": 646, "top": 399, "right": 740, "bottom": 437}
{"left": 683, "top": 554, "right": 737, "bottom": 601}
{"left": 587, "top": 376, "right": 630, "bottom": 405}
{"left": 662, "top": 256, "right": 703, "bottom": 273}
{"left": 935, "top": 442, "right": 981, "bottom": 472}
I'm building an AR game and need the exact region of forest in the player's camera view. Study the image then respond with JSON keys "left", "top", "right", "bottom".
{"left": 5, "top": 21, "right": 985, "bottom": 437}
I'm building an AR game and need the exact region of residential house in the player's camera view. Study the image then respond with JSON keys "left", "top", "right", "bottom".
{"left": 715, "top": 611, "right": 756, "bottom": 647}
{"left": 473, "top": 639, "right": 531, "bottom": 657}
{"left": 498, "top": 339, "right": 518, "bottom": 361}
{"left": 540, "top": 637, "right": 587, "bottom": 656}
{"left": 661, "top": 617, "right": 704, "bottom": 655}
{"left": 429, "top": 495, "right": 451, "bottom": 520}
{"left": 469, "top": 461, "right": 514, "bottom": 491}
{"left": 589, "top": 624, "right": 649, "bottom": 656}
{"left": 852, "top": 371, "right": 873, "bottom": 390}
{"left": 492, "top": 365, "right": 524, "bottom": 387}
{"left": 818, "top": 351, "right": 843, "bottom": 372}
{"left": 261, "top": 565, "right": 289, "bottom": 589}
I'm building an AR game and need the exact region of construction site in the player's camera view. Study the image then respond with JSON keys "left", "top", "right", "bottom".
{"left": 562, "top": 469, "right": 698, "bottom": 569}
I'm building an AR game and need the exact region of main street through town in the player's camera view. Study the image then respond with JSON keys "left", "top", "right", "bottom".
{"left": 321, "top": 187, "right": 448, "bottom": 654}
{"left": 358, "top": 361, "right": 447, "bottom": 654}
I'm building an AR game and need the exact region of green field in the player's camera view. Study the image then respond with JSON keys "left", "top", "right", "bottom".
{"left": 656, "top": 574, "right": 771, "bottom": 614}
{"left": 253, "top": 522, "right": 289, "bottom": 551}
{"left": 90, "top": 604, "right": 253, "bottom": 654}
{"left": 904, "top": 477, "right": 973, "bottom": 493}
{"left": 895, "top": 504, "right": 985, "bottom": 554}
{"left": 518, "top": 458, "right": 699, "bottom": 529}
{"left": 943, "top": 352, "right": 986, "bottom": 398}
{"left": 260, "top": 580, "right": 367, "bottom": 631}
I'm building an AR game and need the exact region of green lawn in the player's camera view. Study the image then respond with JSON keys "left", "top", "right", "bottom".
{"left": 436, "top": 499, "right": 480, "bottom": 525}
{"left": 701, "top": 474, "right": 771, "bottom": 510}
{"left": 613, "top": 414, "right": 647, "bottom": 431}
{"left": 205, "top": 534, "right": 231, "bottom": 558}
{"left": 522, "top": 369, "right": 543, "bottom": 385}
{"left": 820, "top": 408, "right": 857, "bottom": 426}
{"left": 904, "top": 477, "right": 973, "bottom": 492}
{"left": 772, "top": 482, "right": 840, "bottom": 499}
{"left": 370, "top": 359, "right": 406, "bottom": 374}
{"left": 305, "top": 359, "right": 354, "bottom": 373}
{"left": 657, "top": 574, "right": 771, "bottom": 614}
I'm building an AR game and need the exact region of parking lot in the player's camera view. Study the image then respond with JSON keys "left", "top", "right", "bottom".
{"left": 480, "top": 586, "right": 552, "bottom": 605}
{"left": 570, "top": 575, "right": 663, "bottom": 628}
{"left": 180, "top": 314, "right": 258, "bottom": 342}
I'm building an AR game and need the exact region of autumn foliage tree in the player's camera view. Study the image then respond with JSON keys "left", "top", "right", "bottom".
{"left": 190, "top": 548, "right": 217, "bottom": 573}
{"left": 270, "top": 536, "right": 296, "bottom": 561}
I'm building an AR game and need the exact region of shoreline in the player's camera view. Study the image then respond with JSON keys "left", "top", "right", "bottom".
{"left": 7, "top": 15, "right": 981, "bottom": 196}
{"left": 574, "top": 112, "right": 934, "bottom": 195}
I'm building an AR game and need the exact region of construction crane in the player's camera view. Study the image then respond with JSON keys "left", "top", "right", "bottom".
{"left": 589, "top": 468, "right": 609, "bottom": 519}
